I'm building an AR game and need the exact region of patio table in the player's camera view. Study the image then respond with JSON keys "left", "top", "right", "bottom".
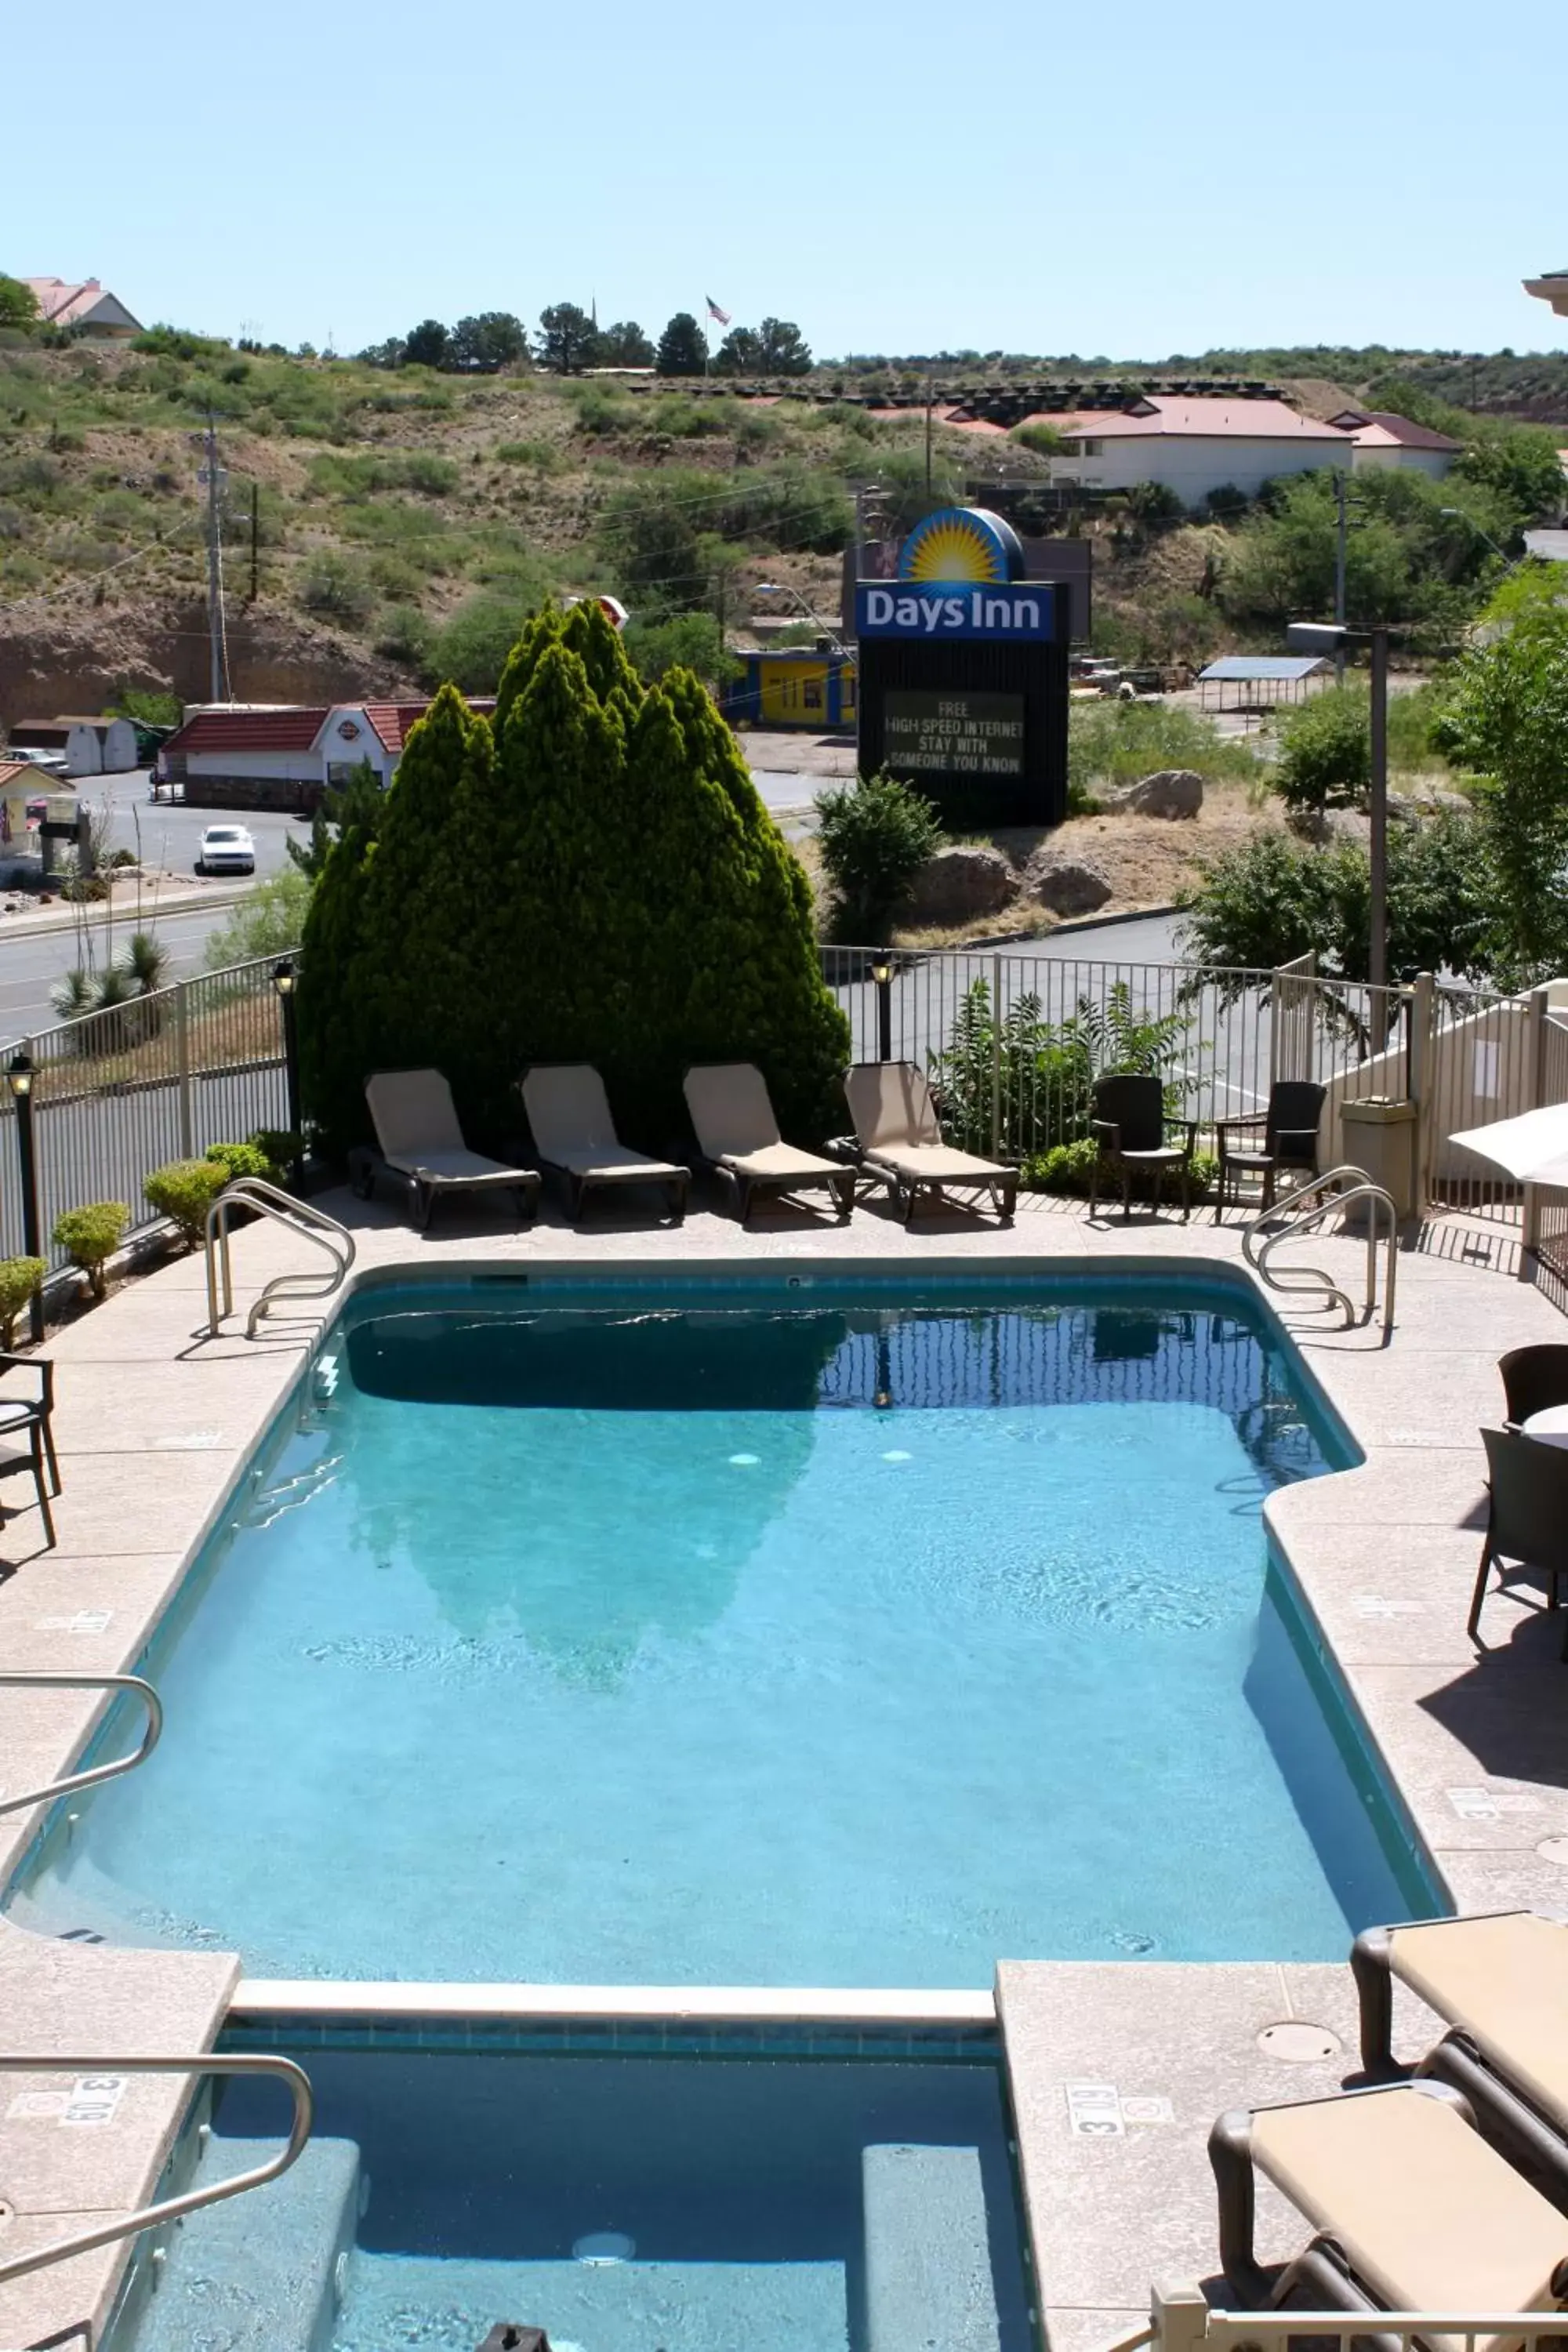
{"left": 1523, "top": 1403, "right": 1568, "bottom": 1450}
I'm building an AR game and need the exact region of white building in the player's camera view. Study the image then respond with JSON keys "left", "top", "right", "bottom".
{"left": 162, "top": 699, "right": 495, "bottom": 811}
{"left": 1327, "top": 408, "right": 1462, "bottom": 478}
{"left": 1044, "top": 396, "right": 1356, "bottom": 507}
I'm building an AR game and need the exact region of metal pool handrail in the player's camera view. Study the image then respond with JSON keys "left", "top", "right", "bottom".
{"left": 0, "top": 2053, "right": 314, "bottom": 2288}
{"left": 1243, "top": 1163, "right": 1399, "bottom": 1336}
{"left": 0, "top": 1673, "right": 162, "bottom": 1820}
{"left": 1121, "top": 2284, "right": 1568, "bottom": 2352}
{"left": 205, "top": 1178, "right": 355, "bottom": 1339}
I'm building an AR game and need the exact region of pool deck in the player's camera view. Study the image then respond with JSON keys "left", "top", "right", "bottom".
{"left": 1, "top": 1187, "right": 1565, "bottom": 2349}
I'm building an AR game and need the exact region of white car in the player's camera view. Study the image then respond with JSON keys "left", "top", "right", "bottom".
{"left": 196, "top": 824, "right": 256, "bottom": 877}
{"left": 4, "top": 746, "right": 70, "bottom": 776}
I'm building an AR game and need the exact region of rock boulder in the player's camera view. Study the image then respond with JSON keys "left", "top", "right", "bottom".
{"left": 1025, "top": 852, "right": 1113, "bottom": 917}
{"left": 1112, "top": 768, "right": 1204, "bottom": 819}
{"left": 904, "top": 844, "right": 1018, "bottom": 926}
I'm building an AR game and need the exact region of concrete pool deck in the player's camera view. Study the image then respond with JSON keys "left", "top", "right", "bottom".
{"left": 0, "top": 1187, "right": 1565, "bottom": 2349}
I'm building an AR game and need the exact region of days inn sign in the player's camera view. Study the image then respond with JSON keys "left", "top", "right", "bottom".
{"left": 854, "top": 505, "right": 1060, "bottom": 641}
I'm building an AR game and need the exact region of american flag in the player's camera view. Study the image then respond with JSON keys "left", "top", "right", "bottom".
{"left": 706, "top": 296, "right": 731, "bottom": 325}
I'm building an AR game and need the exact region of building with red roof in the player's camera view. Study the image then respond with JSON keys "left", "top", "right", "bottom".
{"left": 1044, "top": 395, "right": 1355, "bottom": 507}
{"left": 161, "top": 699, "right": 495, "bottom": 813}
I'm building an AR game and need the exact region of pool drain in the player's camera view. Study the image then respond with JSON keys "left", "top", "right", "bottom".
{"left": 572, "top": 2230, "right": 636, "bottom": 2264}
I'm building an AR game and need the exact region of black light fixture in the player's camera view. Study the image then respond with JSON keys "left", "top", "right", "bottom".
{"left": 271, "top": 959, "right": 296, "bottom": 1000}
{"left": 7, "top": 1051, "right": 43, "bottom": 1339}
{"left": 7, "top": 1050, "right": 33, "bottom": 1098}
{"left": 869, "top": 958, "right": 893, "bottom": 988}
{"left": 869, "top": 959, "right": 894, "bottom": 1062}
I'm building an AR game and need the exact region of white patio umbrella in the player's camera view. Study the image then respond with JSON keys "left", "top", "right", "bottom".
{"left": 1449, "top": 1102, "right": 1568, "bottom": 1189}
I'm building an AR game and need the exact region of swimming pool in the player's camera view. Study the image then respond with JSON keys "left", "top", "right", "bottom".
{"left": 12, "top": 1273, "right": 1436, "bottom": 1984}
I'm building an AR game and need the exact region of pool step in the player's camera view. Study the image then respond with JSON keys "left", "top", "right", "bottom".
{"left": 860, "top": 2143, "right": 1002, "bottom": 2352}
{"left": 132, "top": 2132, "right": 361, "bottom": 2352}
{"left": 330, "top": 2251, "right": 848, "bottom": 2352}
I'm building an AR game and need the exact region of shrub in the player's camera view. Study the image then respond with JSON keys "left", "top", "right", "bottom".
{"left": 203, "top": 869, "right": 311, "bottom": 969}
{"left": 1273, "top": 685, "right": 1370, "bottom": 818}
{"left": 250, "top": 1129, "right": 303, "bottom": 1180}
{"left": 814, "top": 771, "right": 945, "bottom": 942}
{"left": 297, "top": 551, "right": 376, "bottom": 628}
{"left": 52, "top": 1202, "right": 129, "bottom": 1300}
{"left": 426, "top": 594, "right": 537, "bottom": 694}
{"left": 297, "top": 601, "right": 850, "bottom": 1155}
{"left": 143, "top": 1159, "right": 227, "bottom": 1247}
{"left": 932, "top": 979, "right": 1186, "bottom": 1160}
{"left": 1069, "top": 699, "right": 1258, "bottom": 798}
{"left": 0, "top": 1254, "right": 45, "bottom": 1346}
{"left": 204, "top": 1141, "right": 272, "bottom": 1181}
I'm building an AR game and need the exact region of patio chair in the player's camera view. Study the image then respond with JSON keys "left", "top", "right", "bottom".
{"left": 0, "top": 1350, "right": 58, "bottom": 1552}
{"left": 1500, "top": 1345, "right": 1568, "bottom": 1430}
{"left": 362, "top": 1069, "right": 541, "bottom": 1232}
{"left": 1468, "top": 1426, "right": 1568, "bottom": 1657}
{"left": 842, "top": 1062, "right": 1017, "bottom": 1225}
{"left": 1210, "top": 2080, "right": 1568, "bottom": 2332}
{"left": 520, "top": 1065, "right": 688, "bottom": 1224}
{"left": 1351, "top": 1912, "right": 1568, "bottom": 2201}
{"left": 684, "top": 1063, "right": 855, "bottom": 1225}
{"left": 1214, "top": 1080, "right": 1325, "bottom": 1222}
{"left": 1088, "top": 1073, "right": 1197, "bottom": 1221}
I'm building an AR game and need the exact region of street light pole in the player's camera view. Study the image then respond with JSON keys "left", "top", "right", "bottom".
{"left": 1368, "top": 624, "right": 1388, "bottom": 996}
{"left": 870, "top": 958, "right": 894, "bottom": 1062}
{"left": 1334, "top": 473, "right": 1348, "bottom": 686}
{"left": 8, "top": 1054, "right": 44, "bottom": 1343}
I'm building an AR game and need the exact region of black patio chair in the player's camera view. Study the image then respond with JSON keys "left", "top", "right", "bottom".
{"left": 1214, "top": 1080, "right": 1326, "bottom": 1223}
{"left": 1087, "top": 1074, "right": 1197, "bottom": 1221}
{"left": 1499, "top": 1344, "right": 1568, "bottom": 1430}
{"left": 0, "top": 1351, "right": 60, "bottom": 1552}
{"left": 1468, "top": 1425, "right": 1568, "bottom": 1657}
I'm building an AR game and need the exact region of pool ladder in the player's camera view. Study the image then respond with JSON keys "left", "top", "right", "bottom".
{"left": 1242, "top": 1163, "right": 1399, "bottom": 1337}
{"left": 205, "top": 1178, "right": 355, "bottom": 1340}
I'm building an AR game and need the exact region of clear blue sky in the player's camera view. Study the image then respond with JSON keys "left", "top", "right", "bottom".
{"left": 10, "top": 0, "right": 1564, "bottom": 362}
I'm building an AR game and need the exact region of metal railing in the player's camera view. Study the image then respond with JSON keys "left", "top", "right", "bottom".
{"left": 0, "top": 1674, "right": 162, "bottom": 1819}
{"left": 0, "top": 953, "right": 295, "bottom": 1274}
{"left": 0, "top": 2053, "right": 312, "bottom": 2288}
{"left": 1244, "top": 1165, "right": 1399, "bottom": 1336}
{"left": 204, "top": 1178, "right": 354, "bottom": 1338}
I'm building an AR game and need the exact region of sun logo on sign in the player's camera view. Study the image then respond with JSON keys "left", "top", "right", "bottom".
{"left": 898, "top": 506, "right": 1022, "bottom": 585}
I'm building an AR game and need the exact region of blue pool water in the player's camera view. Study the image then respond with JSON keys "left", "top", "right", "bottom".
{"left": 198, "top": 2031, "right": 1032, "bottom": 2352}
{"left": 14, "top": 1279, "right": 1434, "bottom": 1984}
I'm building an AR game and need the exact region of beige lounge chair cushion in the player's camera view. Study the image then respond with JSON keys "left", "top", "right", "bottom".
{"left": 521, "top": 1066, "right": 685, "bottom": 1184}
{"left": 866, "top": 1141, "right": 1012, "bottom": 1186}
{"left": 723, "top": 1140, "right": 847, "bottom": 1185}
{"left": 844, "top": 1062, "right": 943, "bottom": 1152}
{"left": 1391, "top": 1914, "right": 1568, "bottom": 2136}
{"left": 365, "top": 1071, "right": 532, "bottom": 1189}
{"left": 1253, "top": 2087, "right": 1568, "bottom": 2352}
{"left": 685, "top": 1064, "right": 782, "bottom": 1157}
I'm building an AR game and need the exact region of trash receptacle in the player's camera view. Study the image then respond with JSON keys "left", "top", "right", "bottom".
{"left": 1338, "top": 1095, "right": 1417, "bottom": 1221}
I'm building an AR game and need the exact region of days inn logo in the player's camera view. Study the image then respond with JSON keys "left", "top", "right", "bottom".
{"left": 855, "top": 583, "right": 1057, "bottom": 642}
{"left": 858, "top": 506, "right": 1055, "bottom": 640}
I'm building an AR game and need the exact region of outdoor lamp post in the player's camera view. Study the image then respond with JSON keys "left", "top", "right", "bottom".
{"left": 7, "top": 1051, "right": 44, "bottom": 1342}
{"left": 1286, "top": 620, "right": 1392, "bottom": 995}
{"left": 271, "top": 962, "right": 303, "bottom": 1178}
{"left": 869, "top": 957, "right": 895, "bottom": 1063}
{"left": 1439, "top": 509, "right": 1516, "bottom": 568}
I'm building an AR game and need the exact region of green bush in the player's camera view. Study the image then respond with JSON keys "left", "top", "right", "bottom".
{"left": 814, "top": 771, "right": 945, "bottom": 942}
{"left": 250, "top": 1129, "right": 303, "bottom": 1179}
{"left": 143, "top": 1159, "right": 227, "bottom": 1248}
{"left": 1274, "top": 686, "right": 1370, "bottom": 818}
{"left": 204, "top": 1141, "right": 272, "bottom": 1181}
{"left": 52, "top": 1202, "right": 129, "bottom": 1299}
{"left": 297, "top": 551, "right": 376, "bottom": 628}
{"left": 932, "top": 978, "right": 1186, "bottom": 1160}
{"left": 426, "top": 594, "right": 538, "bottom": 693}
{"left": 203, "top": 869, "right": 311, "bottom": 969}
{"left": 297, "top": 601, "right": 850, "bottom": 1155}
{"left": 0, "top": 1254, "right": 45, "bottom": 1346}
{"left": 1068, "top": 699, "right": 1258, "bottom": 797}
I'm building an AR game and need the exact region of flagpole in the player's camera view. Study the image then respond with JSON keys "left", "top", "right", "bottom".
{"left": 703, "top": 301, "right": 710, "bottom": 384}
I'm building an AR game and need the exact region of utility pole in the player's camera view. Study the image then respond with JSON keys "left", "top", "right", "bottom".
{"left": 201, "top": 416, "right": 225, "bottom": 703}
{"left": 249, "top": 479, "right": 260, "bottom": 604}
{"left": 924, "top": 364, "right": 935, "bottom": 497}
{"left": 1334, "top": 471, "right": 1348, "bottom": 685}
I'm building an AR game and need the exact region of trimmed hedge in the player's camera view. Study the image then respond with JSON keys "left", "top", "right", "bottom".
{"left": 298, "top": 601, "right": 849, "bottom": 1155}
{"left": 53, "top": 1203, "right": 128, "bottom": 1299}
{"left": 0, "top": 1254, "right": 45, "bottom": 1345}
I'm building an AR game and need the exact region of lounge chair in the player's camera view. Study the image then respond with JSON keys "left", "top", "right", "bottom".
{"left": 0, "top": 1351, "right": 59, "bottom": 1552}
{"left": 684, "top": 1063, "right": 855, "bottom": 1225}
{"left": 1210, "top": 2080, "right": 1568, "bottom": 2337}
{"left": 361, "top": 1069, "right": 540, "bottom": 1231}
{"left": 1468, "top": 1427, "right": 1568, "bottom": 1657}
{"left": 1214, "top": 1079, "right": 1325, "bottom": 1221}
{"left": 1088, "top": 1073, "right": 1196, "bottom": 1221}
{"left": 1352, "top": 1912, "right": 1568, "bottom": 2199}
{"left": 520, "top": 1065, "right": 688, "bottom": 1223}
{"left": 843, "top": 1062, "right": 1017, "bottom": 1225}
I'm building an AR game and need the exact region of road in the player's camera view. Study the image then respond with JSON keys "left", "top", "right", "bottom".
{"left": 89, "top": 771, "right": 303, "bottom": 881}
{"left": 0, "top": 901, "right": 252, "bottom": 1043}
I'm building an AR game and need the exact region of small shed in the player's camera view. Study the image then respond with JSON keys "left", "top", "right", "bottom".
{"left": 1196, "top": 655, "right": 1332, "bottom": 713}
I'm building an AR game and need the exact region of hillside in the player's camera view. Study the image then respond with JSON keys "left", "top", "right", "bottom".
{"left": 0, "top": 334, "right": 1562, "bottom": 717}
